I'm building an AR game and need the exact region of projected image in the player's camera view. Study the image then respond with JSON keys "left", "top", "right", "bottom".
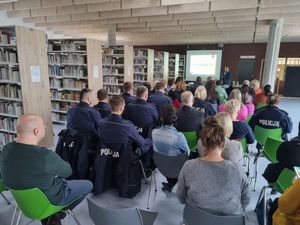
{"left": 190, "top": 54, "right": 217, "bottom": 75}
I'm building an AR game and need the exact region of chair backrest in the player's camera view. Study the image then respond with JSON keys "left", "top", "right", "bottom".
{"left": 87, "top": 197, "right": 144, "bottom": 225}
{"left": 183, "top": 202, "right": 244, "bottom": 225}
{"left": 256, "top": 103, "right": 267, "bottom": 109}
{"left": 263, "top": 138, "right": 282, "bottom": 163}
{"left": 254, "top": 126, "right": 282, "bottom": 146}
{"left": 153, "top": 151, "right": 188, "bottom": 179}
{"left": 181, "top": 131, "right": 198, "bottom": 152}
{"left": 241, "top": 139, "right": 247, "bottom": 155}
{"left": 273, "top": 168, "right": 295, "bottom": 194}
{"left": 10, "top": 188, "right": 53, "bottom": 219}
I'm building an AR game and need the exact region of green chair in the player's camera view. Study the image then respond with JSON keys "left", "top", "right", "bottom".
{"left": 262, "top": 138, "right": 282, "bottom": 163}
{"left": 0, "top": 180, "right": 11, "bottom": 205}
{"left": 181, "top": 131, "right": 198, "bottom": 152}
{"left": 246, "top": 116, "right": 252, "bottom": 123}
{"left": 219, "top": 95, "right": 226, "bottom": 104}
{"left": 10, "top": 188, "right": 81, "bottom": 225}
{"left": 256, "top": 103, "right": 267, "bottom": 109}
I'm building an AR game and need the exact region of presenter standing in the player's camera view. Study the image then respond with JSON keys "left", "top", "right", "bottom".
{"left": 222, "top": 66, "right": 231, "bottom": 89}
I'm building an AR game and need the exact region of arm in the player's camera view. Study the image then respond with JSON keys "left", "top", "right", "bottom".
{"left": 46, "top": 150, "right": 72, "bottom": 178}
{"left": 178, "top": 133, "right": 190, "bottom": 154}
{"left": 151, "top": 106, "right": 159, "bottom": 123}
{"left": 282, "top": 114, "right": 293, "bottom": 135}
{"left": 245, "top": 123, "right": 255, "bottom": 144}
{"left": 278, "top": 179, "right": 300, "bottom": 215}
{"left": 238, "top": 165, "right": 250, "bottom": 208}
{"left": 176, "top": 165, "right": 187, "bottom": 204}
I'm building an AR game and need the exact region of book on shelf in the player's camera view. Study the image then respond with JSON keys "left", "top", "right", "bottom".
{"left": 0, "top": 84, "right": 22, "bottom": 99}
{"left": 0, "top": 117, "right": 17, "bottom": 132}
{"left": 0, "top": 67, "right": 20, "bottom": 82}
{"left": 0, "top": 133, "right": 15, "bottom": 146}
{"left": 104, "top": 86, "right": 121, "bottom": 95}
{"left": 0, "top": 48, "right": 18, "bottom": 63}
{"left": 134, "top": 50, "right": 147, "bottom": 57}
{"left": 48, "top": 40, "right": 86, "bottom": 52}
{"left": 52, "top": 113, "right": 67, "bottom": 123}
{"left": 48, "top": 53, "right": 86, "bottom": 64}
{"left": 0, "top": 102, "right": 22, "bottom": 116}
{"left": 49, "top": 65, "right": 86, "bottom": 77}
{"left": 102, "top": 47, "right": 124, "bottom": 55}
{"left": 51, "top": 90, "right": 80, "bottom": 102}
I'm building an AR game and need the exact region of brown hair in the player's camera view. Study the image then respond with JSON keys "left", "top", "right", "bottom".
{"left": 200, "top": 117, "right": 225, "bottom": 153}
{"left": 97, "top": 89, "right": 108, "bottom": 101}
{"left": 80, "top": 88, "right": 92, "bottom": 101}
{"left": 267, "top": 93, "right": 280, "bottom": 106}
{"left": 123, "top": 82, "right": 133, "bottom": 93}
{"left": 155, "top": 81, "right": 166, "bottom": 91}
{"left": 110, "top": 96, "right": 125, "bottom": 112}
{"left": 175, "top": 80, "right": 186, "bottom": 92}
{"left": 205, "top": 80, "right": 217, "bottom": 101}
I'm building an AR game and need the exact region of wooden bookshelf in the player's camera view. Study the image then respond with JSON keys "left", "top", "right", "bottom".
{"left": 48, "top": 38, "right": 102, "bottom": 125}
{"left": 133, "top": 48, "right": 154, "bottom": 89}
{"left": 154, "top": 51, "right": 169, "bottom": 81}
{"left": 102, "top": 45, "right": 133, "bottom": 96}
{"left": 0, "top": 26, "right": 53, "bottom": 147}
{"left": 169, "top": 53, "right": 180, "bottom": 80}
{"left": 179, "top": 54, "right": 186, "bottom": 77}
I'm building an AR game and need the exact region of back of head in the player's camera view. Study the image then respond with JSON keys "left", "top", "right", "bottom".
{"left": 155, "top": 81, "right": 166, "bottom": 91}
{"left": 263, "top": 84, "right": 272, "bottom": 96}
{"left": 16, "top": 114, "right": 45, "bottom": 142}
{"left": 175, "top": 80, "right": 186, "bottom": 92}
{"left": 136, "top": 85, "right": 148, "bottom": 99}
{"left": 97, "top": 89, "right": 108, "bottom": 101}
{"left": 251, "top": 79, "right": 260, "bottom": 89}
{"left": 214, "top": 112, "right": 233, "bottom": 138}
{"left": 205, "top": 80, "right": 216, "bottom": 98}
{"left": 142, "top": 82, "right": 151, "bottom": 93}
{"left": 200, "top": 117, "right": 225, "bottom": 153}
{"left": 243, "top": 80, "right": 250, "bottom": 86}
{"left": 267, "top": 93, "right": 280, "bottom": 106}
{"left": 160, "top": 105, "right": 177, "bottom": 126}
{"left": 216, "top": 80, "right": 222, "bottom": 86}
{"left": 110, "top": 96, "right": 125, "bottom": 113}
{"left": 123, "top": 82, "right": 133, "bottom": 93}
{"left": 168, "top": 78, "right": 175, "bottom": 87}
{"left": 196, "top": 76, "right": 202, "bottom": 85}
{"left": 229, "top": 88, "right": 242, "bottom": 102}
{"left": 80, "top": 88, "right": 93, "bottom": 102}
{"left": 194, "top": 86, "right": 207, "bottom": 100}
{"left": 175, "top": 76, "right": 183, "bottom": 84}
{"left": 224, "top": 99, "right": 241, "bottom": 117}
{"left": 181, "top": 91, "right": 193, "bottom": 106}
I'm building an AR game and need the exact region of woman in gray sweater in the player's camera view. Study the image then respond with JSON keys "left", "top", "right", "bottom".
{"left": 177, "top": 117, "right": 250, "bottom": 216}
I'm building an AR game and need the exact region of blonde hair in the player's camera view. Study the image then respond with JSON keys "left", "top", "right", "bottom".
{"left": 229, "top": 89, "right": 242, "bottom": 102}
{"left": 175, "top": 80, "right": 186, "bottom": 92}
{"left": 251, "top": 79, "right": 260, "bottom": 89}
{"left": 215, "top": 112, "right": 233, "bottom": 138}
{"left": 224, "top": 99, "right": 241, "bottom": 117}
{"left": 194, "top": 86, "right": 207, "bottom": 100}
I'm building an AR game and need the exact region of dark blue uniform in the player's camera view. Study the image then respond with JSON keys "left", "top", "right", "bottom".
{"left": 222, "top": 71, "right": 231, "bottom": 85}
{"left": 121, "top": 93, "right": 136, "bottom": 106}
{"left": 249, "top": 105, "right": 293, "bottom": 140}
{"left": 93, "top": 102, "right": 111, "bottom": 118}
{"left": 98, "top": 114, "right": 152, "bottom": 153}
{"left": 67, "top": 102, "right": 101, "bottom": 137}
{"left": 193, "top": 99, "right": 217, "bottom": 118}
{"left": 231, "top": 121, "right": 255, "bottom": 144}
{"left": 148, "top": 91, "right": 172, "bottom": 112}
{"left": 123, "top": 99, "right": 159, "bottom": 138}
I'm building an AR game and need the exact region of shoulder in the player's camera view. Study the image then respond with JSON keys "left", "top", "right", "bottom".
{"left": 182, "top": 158, "right": 198, "bottom": 170}
{"left": 225, "top": 138, "right": 241, "bottom": 148}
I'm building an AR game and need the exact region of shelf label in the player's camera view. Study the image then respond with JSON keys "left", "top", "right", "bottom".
{"left": 30, "top": 66, "right": 41, "bottom": 83}
{"left": 93, "top": 65, "right": 99, "bottom": 78}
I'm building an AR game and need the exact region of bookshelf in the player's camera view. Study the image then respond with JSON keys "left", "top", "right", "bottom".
{"left": 0, "top": 26, "right": 53, "bottom": 147}
{"left": 154, "top": 51, "right": 169, "bottom": 81}
{"left": 102, "top": 45, "right": 133, "bottom": 96}
{"left": 169, "top": 53, "right": 180, "bottom": 80}
{"left": 48, "top": 39, "right": 102, "bottom": 125}
{"left": 179, "top": 54, "right": 186, "bottom": 77}
{"left": 133, "top": 48, "right": 154, "bottom": 89}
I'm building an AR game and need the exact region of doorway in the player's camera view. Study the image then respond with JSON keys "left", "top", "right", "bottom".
{"left": 238, "top": 58, "right": 256, "bottom": 85}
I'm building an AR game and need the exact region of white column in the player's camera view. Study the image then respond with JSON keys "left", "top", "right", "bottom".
{"left": 107, "top": 26, "right": 116, "bottom": 46}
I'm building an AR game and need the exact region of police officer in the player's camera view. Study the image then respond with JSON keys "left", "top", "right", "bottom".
{"left": 121, "top": 81, "right": 136, "bottom": 106}
{"left": 249, "top": 93, "right": 293, "bottom": 140}
{"left": 124, "top": 85, "right": 159, "bottom": 138}
{"left": 93, "top": 89, "right": 111, "bottom": 118}
{"left": 148, "top": 81, "right": 172, "bottom": 113}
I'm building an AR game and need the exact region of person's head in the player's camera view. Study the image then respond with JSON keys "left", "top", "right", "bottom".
{"left": 123, "top": 82, "right": 133, "bottom": 95}
{"left": 195, "top": 76, "right": 202, "bottom": 85}
{"left": 224, "top": 99, "right": 241, "bottom": 120}
{"left": 136, "top": 85, "right": 148, "bottom": 100}
{"left": 229, "top": 88, "right": 242, "bottom": 103}
{"left": 263, "top": 84, "right": 272, "bottom": 96}
{"left": 194, "top": 86, "right": 207, "bottom": 100}
{"left": 160, "top": 104, "right": 177, "bottom": 126}
{"left": 215, "top": 112, "right": 233, "bottom": 138}
{"left": 16, "top": 114, "right": 45, "bottom": 144}
{"left": 216, "top": 80, "right": 222, "bottom": 86}
{"left": 240, "top": 85, "right": 251, "bottom": 104}
{"left": 142, "top": 82, "right": 151, "bottom": 93}
{"left": 181, "top": 91, "right": 194, "bottom": 107}
{"left": 267, "top": 93, "right": 280, "bottom": 106}
{"left": 243, "top": 80, "right": 250, "bottom": 86}
{"left": 97, "top": 89, "right": 109, "bottom": 103}
{"left": 200, "top": 117, "right": 225, "bottom": 155}
{"left": 175, "top": 76, "right": 183, "bottom": 84}
{"left": 167, "top": 78, "right": 175, "bottom": 87}
{"left": 155, "top": 81, "right": 166, "bottom": 92}
{"left": 80, "top": 88, "right": 93, "bottom": 105}
{"left": 224, "top": 66, "right": 230, "bottom": 72}
{"left": 207, "top": 76, "right": 213, "bottom": 82}
{"left": 110, "top": 96, "right": 125, "bottom": 115}
{"left": 205, "top": 80, "right": 216, "bottom": 99}
{"left": 161, "top": 79, "right": 167, "bottom": 88}
{"left": 251, "top": 79, "right": 260, "bottom": 90}
{"left": 175, "top": 80, "right": 186, "bottom": 92}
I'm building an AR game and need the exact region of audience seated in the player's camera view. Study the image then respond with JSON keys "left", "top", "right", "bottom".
{"left": 193, "top": 86, "right": 217, "bottom": 117}
{"left": 250, "top": 79, "right": 262, "bottom": 96}
{"left": 177, "top": 117, "right": 250, "bottom": 215}
{"left": 254, "top": 84, "right": 272, "bottom": 106}
{"left": 169, "top": 80, "right": 186, "bottom": 108}
{"left": 225, "top": 99, "right": 255, "bottom": 144}
{"left": 198, "top": 112, "right": 243, "bottom": 163}
{"left": 166, "top": 78, "right": 175, "bottom": 93}
{"left": 0, "top": 115, "right": 93, "bottom": 225}
{"left": 191, "top": 76, "right": 203, "bottom": 94}
{"left": 93, "top": 89, "right": 111, "bottom": 118}
{"left": 249, "top": 94, "right": 293, "bottom": 141}
{"left": 219, "top": 89, "right": 249, "bottom": 121}
{"left": 215, "top": 80, "right": 228, "bottom": 103}
{"left": 205, "top": 80, "right": 220, "bottom": 107}
{"left": 148, "top": 81, "right": 172, "bottom": 113}
{"left": 142, "top": 81, "right": 152, "bottom": 94}
{"left": 225, "top": 81, "right": 234, "bottom": 96}
{"left": 121, "top": 82, "right": 136, "bottom": 106}
{"left": 152, "top": 105, "right": 189, "bottom": 193}
{"left": 240, "top": 84, "right": 255, "bottom": 117}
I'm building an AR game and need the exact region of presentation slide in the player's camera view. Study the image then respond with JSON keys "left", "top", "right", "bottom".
{"left": 185, "top": 50, "right": 222, "bottom": 81}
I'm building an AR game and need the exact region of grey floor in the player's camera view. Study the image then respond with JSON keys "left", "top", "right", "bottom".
{"left": 0, "top": 98, "right": 299, "bottom": 225}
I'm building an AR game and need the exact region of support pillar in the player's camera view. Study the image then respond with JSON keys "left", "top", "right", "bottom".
{"left": 262, "top": 18, "right": 284, "bottom": 91}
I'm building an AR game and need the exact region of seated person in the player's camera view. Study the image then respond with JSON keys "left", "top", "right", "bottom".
{"left": 93, "top": 89, "right": 111, "bottom": 118}
{"left": 215, "top": 80, "right": 228, "bottom": 103}
{"left": 205, "top": 80, "right": 220, "bottom": 106}
{"left": 254, "top": 84, "right": 272, "bottom": 106}
{"left": 193, "top": 85, "right": 217, "bottom": 117}
{"left": 121, "top": 81, "right": 136, "bottom": 106}
{"left": 168, "top": 80, "right": 186, "bottom": 108}
{"left": 250, "top": 79, "right": 262, "bottom": 96}
{"left": 240, "top": 84, "right": 255, "bottom": 116}
{"left": 177, "top": 117, "right": 250, "bottom": 215}
{"left": 191, "top": 76, "right": 203, "bottom": 94}
{"left": 152, "top": 105, "right": 190, "bottom": 192}
{"left": 225, "top": 99, "right": 255, "bottom": 144}
{"left": 166, "top": 78, "right": 175, "bottom": 93}
{"left": 148, "top": 81, "right": 172, "bottom": 113}
{"left": 198, "top": 112, "right": 243, "bottom": 163}
{"left": 0, "top": 115, "right": 93, "bottom": 225}
{"left": 124, "top": 86, "right": 158, "bottom": 138}
{"left": 249, "top": 94, "right": 293, "bottom": 141}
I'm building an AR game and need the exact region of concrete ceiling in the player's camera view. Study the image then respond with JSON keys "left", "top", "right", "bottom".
{"left": 0, "top": 0, "right": 300, "bottom": 45}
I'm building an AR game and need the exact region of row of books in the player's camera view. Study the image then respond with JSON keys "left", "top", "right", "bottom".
{"left": 48, "top": 41, "right": 86, "bottom": 52}
{"left": 0, "top": 49, "right": 17, "bottom": 63}
{"left": 103, "top": 57, "right": 124, "bottom": 65}
{"left": 134, "top": 50, "right": 147, "bottom": 57}
{"left": 50, "top": 79, "right": 87, "bottom": 89}
{"left": 134, "top": 67, "right": 147, "bottom": 73}
{"left": 103, "top": 76, "right": 122, "bottom": 84}
{"left": 103, "top": 67, "right": 124, "bottom": 75}
{"left": 0, "top": 31, "right": 15, "bottom": 45}
{"left": 52, "top": 113, "right": 67, "bottom": 122}
{"left": 104, "top": 86, "right": 121, "bottom": 95}
{"left": 49, "top": 65, "right": 87, "bottom": 77}
{"left": 0, "top": 102, "right": 22, "bottom": 116}
{"left": 0, "top": 117, "right": 17, "bottom": 132}
{"left": 134, "top": 74, "right": 145, "bottom": 81}
{"left": 134, "top": 59, "right": 147, "bottom": 65}
{"left": 51, "top": 102, "right": 73, "bottom": 112}
{"left": 0, "top": 85, "right": 22, "bottom": 99}
{"left": 0, "top": 67, "right": 20, "bottom": 82}
{"left": 48, "top": 53, "right": 86, "bottom": 64}
{"left": 0, "top": 133, "right": 15, "bottom": 146}
{"left": 102, "top": 48, "right": 124, "bottom": 55}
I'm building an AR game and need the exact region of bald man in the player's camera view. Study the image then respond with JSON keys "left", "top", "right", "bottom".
{"left": 0, "top": 114, "right": 93, "bottom": 225}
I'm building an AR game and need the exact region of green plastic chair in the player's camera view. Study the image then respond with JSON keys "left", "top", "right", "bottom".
{"left": 246, "top": 116, "right": 252, "bottom": 123}
{"left": 181, "top": 131, "right": 198, "bottom": 152}
{"left": 262, "top": 138, "right": 282, "bottom": 163}
{"left": 271, "top": 168, "right": 295, "bottom": 194}
{"left": 256, "top": 103, "right": 267, "bottom": 109}
{"left": 219, "top": 95, "right": 226, "bottom": 104}
{"left": 0, "top": 180, "right": 11, "bottom": 205}
{"left": 10, "top": 188, "right": 81, "bottom": 225}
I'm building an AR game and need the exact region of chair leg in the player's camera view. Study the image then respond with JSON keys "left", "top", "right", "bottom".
{"left": 138, "top": 160, "right": 148, "bottom": 184}
{"left": 1, "top": 192, "right": 11, "bottom": 205}
{"left": 15, "top": 210, "right": 22, "bottom": 225}
{"left": 67, "top": 210, "right": 81, "bottom": 225}
{"left": 146, "top": 173, "right": 153, "bottom": 210}
{"left": 253, "top": 154, "right": 259, "bottom": 191}
{"left": 153, "top": 170, "right": 157, "bottom": 192}
{"left": 11, "top": 204, "right": 18, "bottom": 225}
